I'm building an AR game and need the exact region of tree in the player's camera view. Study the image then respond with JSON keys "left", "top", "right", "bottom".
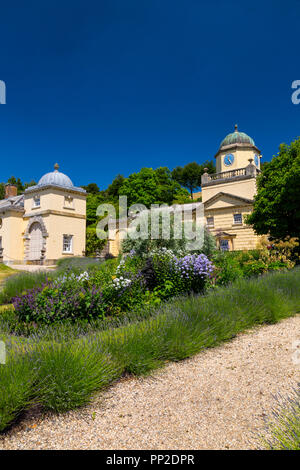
{"left": 0, "top": 183, "right": 5, "bottom": 200}
{"left": 118, "top": 167, "right": 188, "bottom": 207}
{"left": 7, "top": 176, "right": 24, "bottom": 194}
{"left": 81, "top": 183, "right": 100, "bottom": 194}
{"left": 246, "top": 138, "right": 300, "bottom": 240}
{"left": 24, "top": 180, "right": 37, "bottom": 189}
{"left": 106, "top": 174, "right": 125, "bottom": 199}
{"left": 85, "top": 226, "right": 106, "bottom": 256}
{"left": 172, "top": 161, "right": 215, "bottom": 198}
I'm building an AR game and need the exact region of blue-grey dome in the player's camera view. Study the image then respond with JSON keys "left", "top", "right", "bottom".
{"left": 38, "top": 164, "right": 74, "bottom": 188}
{"left": 220, "top": 125, "right": 255, "bottom": 149}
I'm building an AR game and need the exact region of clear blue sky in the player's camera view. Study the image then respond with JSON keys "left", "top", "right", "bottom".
{"left": 1, "top": 0, "right": 300, "bottom": 189}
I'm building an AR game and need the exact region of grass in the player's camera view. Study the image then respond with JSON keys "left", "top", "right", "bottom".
{"left": 56, "top": 256, "right": 107, "bottom": 271}
{"left": 0, "top": 268, "right": 300, "bottom": 433}
{"left": 0, "top": 270, "right": 56, "bottom": 305}
{"left": 0, "top": 265, "right": 16, "bottom": 288}
{"left": 0, "top": 257, "right": 119, "bottom": 305}
{"left": 260, "top": 385, "right": 300, "bottom": 450}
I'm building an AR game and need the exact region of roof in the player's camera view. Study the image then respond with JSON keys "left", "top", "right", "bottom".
{"left": 220, "top": 124, "right": 255, "bottom": 149}
{"left": 204, "top": 192, "right": 254, "bottom": 207}
{"left": 25, "top": 164, "right": 86, "bottom": 195}
{"left": 0, "top": 194, "right": 24, "bottom": 213}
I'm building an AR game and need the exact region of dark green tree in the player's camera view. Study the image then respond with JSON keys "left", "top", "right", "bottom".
{"left": 0, "top": 183, "right": 5, "bottom": 200}
{"left": 246, "top": 138, "right": 300, "bottom": 240}
{"left": 106, "top": 174, "right": 125, "bottom": 199}
{"left": 172, "top": 161, "right": 215, "bottom": 198}
{"left": 24, "top": 180, "right": 37, "bottom": 189}
{"left": 81, "top": 183, "right": 100, "bottom": 194}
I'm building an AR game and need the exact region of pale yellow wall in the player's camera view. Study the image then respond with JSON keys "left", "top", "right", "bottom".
{"left": 24, "top": 188, "right": 86, "bottom": 216}
{"left": 0, "top": 211, "right": 24, "bottom": 263}
{"left": 205, "top": 205, "right": 260, "bottom": 250}
{"left": 216, "top": 147, "right": 261, "bottom": 173}
{"left": 202, "top": 177, "right": 257, "bottom": 203}
{"left": 32, "top": 212, "right": 86, "bottom": 261}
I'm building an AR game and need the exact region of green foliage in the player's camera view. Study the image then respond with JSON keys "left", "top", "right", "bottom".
{"left": 118, "top": 167, "right": 188, "bottom": 207}
{"left": 106, "top": 174, "right": 125, "bottom": 200}
{"left": 34, "top": 342, "right": 121, "bottom": 412}
{"left": 261, "top": 385, "right": 300, "bottom": 450}
{"left": 246, "top": 137, "right": 300, "bottom": 240}
{"left": 0, "top": 183, "right": 4, "bottom": 200}
{"left": 0, "top": 350, "right": 37, "bottom": 431}
{"left": 81, "top": 182, "right": 100, "bottom": 194}
{"left": 211, "top": 241, "right": 298, "bottom": 286}
{"left": 172, "top": 160, "right": 215, "bottom": 198}
{"left": 85, "top": 227, "right": 106, "bottom": 257}
{"left": 122, "top": 214, "right": 216, "bottom": 257}
{"left": 1, "top": 268, "right": 300, "bottom": 431}
{"left": 0, "top": 271, "right": 56, "bottom": 305}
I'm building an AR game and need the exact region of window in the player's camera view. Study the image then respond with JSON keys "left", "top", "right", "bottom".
{"left": 33, "top": 196, "right": 40, "bottom": 207}
{"left": 220, "top": 239, "right": 229, "bottom": 251}
{"left": 64, "top": 196, "right": 74, "bottom": 209}
{"left": 233, "top": 213, "right": 242, "bottom": 225}
{"left": 63, "top": 235, "right": 73, "bottom": 253}
{"left": 206, "top": 216, "right": 214, "bottom": 227}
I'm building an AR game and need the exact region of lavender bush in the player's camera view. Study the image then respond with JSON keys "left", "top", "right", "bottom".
{"left": 12, "top": 280, "right": 105, "bottom": 324}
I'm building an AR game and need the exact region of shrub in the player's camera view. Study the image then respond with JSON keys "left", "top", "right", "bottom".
{"left": 34, "top": 342, "right": 121, "bottom": 412}
{"left": 1, "top": 268, "right": 300, "bottom": 432}
{"left": 0, "top": 348, "right": 37, "bottom": 432}
{"left": 12, "top": 278, "right": 105, "bottom": 324}
{"left": 261, "top": 385, "right": 300, "bottom": 450}
{"left": 122, "top": 212, "right": 216, "bottom": 257}
{"left": 85, "top": 226, "right": 107, "bottom": 257}
{"left": 0, "top": 271, "right": 56, "bottom": 305}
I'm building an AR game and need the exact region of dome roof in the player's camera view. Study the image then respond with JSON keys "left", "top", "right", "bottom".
{"left": 38, "top": 163, "right": 74, "bottom": 188}
{"left": 220, "top": 125, "right": 255, "bottom": 149}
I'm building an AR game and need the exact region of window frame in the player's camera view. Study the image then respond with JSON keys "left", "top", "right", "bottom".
{"left": 62, "top": 234, "right": 73, "bottom": 254}
{"left": 33, "top": 195, "right": 41, "bottom": 208}
{"left": 220, "top": 239, "right": 229, "bottom": 251}
{"left": 233, "top": 213, "right": 242, "bottom": 225}
{"left": 206, "top": 216, "right": 214, "bottom": 227}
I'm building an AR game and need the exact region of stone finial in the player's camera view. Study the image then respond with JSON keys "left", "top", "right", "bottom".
{"left": 248, "top": 158, "right": 254, "bottom": 164}
{"left": 54, "top": 163, "right": 59, "bottom": 171}
{"left": 203, "top": 167, "right": 208, "bottom": 173}
{"left": 234, "top": 124, "right": 238, "bottom": 132}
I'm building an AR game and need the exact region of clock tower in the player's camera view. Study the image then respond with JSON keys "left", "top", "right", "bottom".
{"left": 201, "top": 125, "right": 262, "bottom": 251}
{"left": 215, "top": 124, "right": 261, "bottom": 173}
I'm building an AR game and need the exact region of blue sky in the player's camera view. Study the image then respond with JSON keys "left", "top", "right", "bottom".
{"left": 0, "top": 0, "right": 300, "bottom": 189}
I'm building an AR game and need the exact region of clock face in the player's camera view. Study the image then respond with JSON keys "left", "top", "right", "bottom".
{"left": 254, "top": 154, "right": 259, "bottom": 167}
{"left": 224, "top": 153, "right": 234, "bottom": 166}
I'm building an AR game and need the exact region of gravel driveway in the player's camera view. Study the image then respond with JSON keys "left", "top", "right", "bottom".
{"left": 1, "top": 315, "right": 299, "bottom": 450}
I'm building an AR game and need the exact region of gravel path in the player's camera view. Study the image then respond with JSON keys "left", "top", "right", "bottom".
{"left": 1, "top": 315, "right": 299, "bottom": 450}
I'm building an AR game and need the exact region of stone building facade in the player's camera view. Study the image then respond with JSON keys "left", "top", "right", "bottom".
{"left": 0, "top": 164, "right": 87, "bottom": 265}
{"left": 107, "top": 125, "right": 262, "bottom": 254}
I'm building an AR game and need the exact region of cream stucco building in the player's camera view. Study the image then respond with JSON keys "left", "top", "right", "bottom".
{"left": 107, "top": 125, "right": 262, "bottom": 255}
{"left": 201, "top": 125, "right": 262, "bottom": 251}
{"left": 0, "top": 164, "right": 87, "bottom": 265}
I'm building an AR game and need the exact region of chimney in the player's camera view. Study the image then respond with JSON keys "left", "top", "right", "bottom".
{"left": 5, "top": 184, "right": 18, "bottom": 199}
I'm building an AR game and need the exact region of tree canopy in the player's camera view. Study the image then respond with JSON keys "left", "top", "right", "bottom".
{"left": 171, "top": 160, "right": 215, "bottom": 198}
{"left": 118, "top": 167, "right": 189, "bottom": 207}
{"left": 246, "top": 138, "right": 300, "bottom": 240}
